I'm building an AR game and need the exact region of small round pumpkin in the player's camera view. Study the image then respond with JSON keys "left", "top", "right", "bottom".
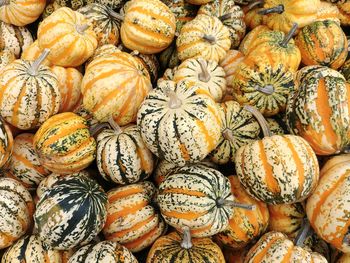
{"left": 239, "top": 25, "right": 271, "bottom": 55}
{"left": 295, "top": 20, "right": 347, "bottom": 70}
{"left": 219, "top": 49, "right": 244, "bottom": 90}
{"left": 34, "top": 174, "right": 108, "bottom": 250}
{"left": 21, "top": 40, "right": 51, "bottom": 66}
{"left": 316, "top": 1, "right": 340, "bottom": 24}
{"left": 37, "top": 7, "right": 98, "bottom": 67}
{"left": 33, "top": 112, "right": 96, "bottom": 174}
{"left": 103, "top": 181, "right": 166, "bottom": 252}
{"left": 0, "top": 118, "right": 13, "bottom": 169}
{"left": 0, "top": 0, "right": 46, "bottom": 26}
{"left": 320, "top": 154, "right": 350, "bottom": 177}
{"left": 0, "top": 49, "right": 15, "bottom": 72}
{"left": 84, "top": 43, "right": 121, "bottom": 70}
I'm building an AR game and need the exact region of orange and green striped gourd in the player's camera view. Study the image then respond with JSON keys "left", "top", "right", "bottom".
{"left": 0, "top": 118, "right": 13, "bottom": 169}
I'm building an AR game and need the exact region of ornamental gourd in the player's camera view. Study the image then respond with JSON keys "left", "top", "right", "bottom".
{"left": 137, "top": 80, "right": 221, "bottom": 166}
{"left": 103, "top": 181, "right": 166, "bottom": 252}
{"left": 0, "top": 0, "right": 46, "bottom": 26}
{"left": 0, "top": 118, "right": 13, "bottom": 169}
{"left": 295, "top": 20, "right": 347, "bottom": 69}
{"left": 214, "top": 176, "right": 269, "bottom": 249}
{"left": 0, "top": 49, "right": 61, "bottom": 130}
{"left": 177, "top": 14, "right": 231, "bottom": 63}
{"left": 286, "top": 65, "right": 350, "bottom": 155}
{"left": 316, "top": 1, "right": 340, "bottom": 24}
{"left": 37, "top": 7, "right": 98, "bottom": 67}
{"left": 242, "top": 1, "right": 266, "bottom": 30}
{"left": 82, "top": 50, "right": 152, "bottom": 125}
{"left": 21, "top": 41, "right": 51, "bottom": 66}
{"left": 157, "top": 164, "right": 255, "bottom": 237}
{"left": 0, "top": 178, "right": 34, "bottom": 249}
{"left": 320, "top": 154, "right": 350, "bottom": 178}
{"left": 147, "top": 228, "right": 225, "bottom": 263}
{"left": 198, "top": 0, "right": 246, "bottom": 48}
{"left": 0, "top": 49, "right": 15, "bottom": 71}
{"left": 120, "top": 0, "right": 176, "bottom": 54}
{"left": 173, "top": 58, "right": 227, "bottom": 102}
{"left": 68, "top": 241, "right": 138, "bottom": 263}
{"left": 239, "top": 25, "right": 271, "bottom": 55}
{"left": 84, "top": 43, "right": 121, "bottom": 69}
{"left": 34, "top": 174, "right": 108, "bottom": 250}
{"left": 219, "top": 49, "right": 244, "bottom": 90}
{"left": 96, "top": 122, "right": 154, "bottom": 185}
{"left": 33, "top": 112, "right": 96, "bottom": 174}
{"left": 235, "top": 107, "right": 319, "bottom": 204}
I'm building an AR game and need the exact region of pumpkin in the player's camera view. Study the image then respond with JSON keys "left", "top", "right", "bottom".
{"left": 286, "top": 65, "right": 350, "bottom": 155}
{"left": 68, "top": 241, "right": 137, "bottom": 263}
{"left": 0, "top": 118, "right": 13, "bottom": 169}
{"left": 245, "top": 231, "right": 328, "bottom": 262}
{"left": 177, "top": 14, "right": 231, "bottom": 63}
{"left": 316, "top": 1, "right": 340, "bottom": 24}
{"left": 157, "top": 67, "right": 177, "bottom": 85}
{"left": 33, "top": 112, "right": 96, "bottom": 174}
{"left": 214, "top": 176, "right": 269, "bottom": 249}
{"left": 147, "top": 228, "right": 225, "bottom": 263}
{"left": 239, "top": 25, "right": 271, "bottom": 55}
{"left": 0, "top": 178, "right": 34, "bottom": 249}
{"left": 306, "top": 161, "right": 350, "bottom": 253}
{"left": 82, "top": 50, "right": 152, "bottom": 124}
{"left": 137, "top": 80, "right": 221, "bottom": 166}
{"left": 78, "top": 3, "right": 121, "bottom": 46}
{"left": 173, "top": 58, "right": 226, "bottom": 102}
{"left": 235, "top": 107, "right": 319, "bottom": 204}
{"left": 103, "top": 181, "right": 166, "bottom": 252}
{"left": 157, "top": 164, "right": 254, "bottom": 237}
{"left": 259, "top": 0, "right": 321, "bottom": 34}
{"left": 320, "top": 154, "right": 350, "bottom": 177}
{"left": 120, "top": 0, "right": 176, "bottom": 54}
{"left": 231, "top": 55, "right": 295, "bottom": 117}
{"left": 2, "top": 234, "right": 73, "bottom": 262}
{"left": 0, "top": 49, "right": 15, "bottom": 71}
{"left": 0, "top": 49, "right": 61, "bottom": 130}
{"left": 198, "top": 0, "right": 246, "bottom": 48}
{"left": 21, "top": 40, "right": 51, "bottom": 66}
{"left": 159, "top": 40, "right": 180, "bottom": 70}
{"left": 96, "top": 122, "right": 154, "bottom": 185}
{"left": 219, "top": 49, "right": 244, "bottom": 90}
{"left": 34, "top": 174, "right": 108, "bottom": 250}
{"left": 84, "top": 43, "right": 121, "bottom": 69}
{"left": 268, "top": 202, "right": 305, "bottom": 237}
{"left": 0, "top": 0, "right": 45, "bottom": 26}
{"left": 295, "top": 20, "right": 347, "bottom": 70}
{"left": 7, "top": 133, "right": 51, "bottom": 190}
{"left": 0, "top": 21, "right": 33, "bottom": 58}
{"left": 51, "top": 66, "right": 83, "bottom": 113}
{"left": 73, "top": 105, "right": 99, "bottom": 128}
{"left": 242, "top": 1, "right": 266, "bottom": 30}
{"left": 37, "top": 7, "right": 98, "bottom": 67}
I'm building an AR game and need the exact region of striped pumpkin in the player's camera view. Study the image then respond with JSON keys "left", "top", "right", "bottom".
{"left": 82, "top": 50, "right": 152, "bottom": 124}
{"left": 51, "top": 66, "right": 83, "bottom": 113}
{"left": 0, "top": 21, "right": 33, "bottom": 58}
{"left": 34, "top": 174, "right": 108, "bottom": 250}
{"left": 103, "top": 181, "right": 166, "bottom": 252}
{"left": 286, "top": 65, "right": 350, "bottom": 155}
{"left": 316, "top": 1, "right": 340, "bottom": 24}
{"left": 268, "top": 202, "right": 305, "bottom": 237}
{"left": 78, "top": 3, "right": 121, "bottom": 46}
{"left": 239, "top": 25, "right": 271, "bottom": 55}
{"left": 133, "top": 53, "right": 159, "bottom": 85}
{"left": 73, "top": 105, "right": 99, "bottom": 128}
{"left": 137, "top": 80, "right": 221, "bottom": 166}
{"left": 84, "top": 43, "right": 121, "bottom": 69}
{"left": 120, "top": 0, "right": 176, "bottom": 54}
{"left": 295, "top": 20, "right": 347, "bottom": 70}
{"left": 0, "top": 50, "right": 61, "bottom": 130}
{"left": 235, "top": 134, "right": 319, "bottom": 204}
{"left": 37, "top": 7, "right": 98, "bottom": 67}
{"left": 147, "top": 230, "right": 225, "bottom": 263}
{"left": 8, "top": 133, "right": 51, "bottom": 190}
{"left": 245, "top": 231, "right": 328, "bottom": 262}
{"left": 266, "top": 117, "right": 287, "bottom": 136}
{"left": 68, "top": 241, "right": 137, "bottom": 263}
{"left": 214, "top": 176, "right": 269, "bottom": 249}
{"left": 0, "top": 178, "right": 34, "bottom": 249}
{"left": 0, "top": 49, "right": 15, "bottom": 72}
{"left": 219, "top": 49, "right": 244, "bottom": 90}
{"left": 0, "top": 0, "right": 45, "bottom": 26}
{"left": 96, "top": 124, "right": 154, "bottom": 185}
{"left": 306, "top": 161, "right": 350, "bottom": 253}
{"left": 209, "top": 101, "right": 261, "bottom": 164}
{"left": 2, "top": 234, "right": 73, "bottom": 262}
{"left": 0, "top": 118, "right": 13, "bottom": 169}
{"left": 242, "top": 3, "right": 266, "bottom": 30}
{"left": 21, "top": 40, "right": 51, "bottom": 66}
{"left": 177, "top": 14, "right": 231, "bottom": 63}
{"left": 173, "top": 58, "right": 226, "bottom": 102}
{"left": 198, "top": 0, "right": 246, "bottom": 48}
{"left": 157, "top": 164, "right": 234, "bottom": 237}
{"left": 320, "top": 154, "right": 350, "bottom": 178}
{"left": 33, "top": 112, "right": 96, "bottom": 174}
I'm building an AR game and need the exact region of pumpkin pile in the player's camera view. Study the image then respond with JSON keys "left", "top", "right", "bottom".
{"left": 0, "top": 0, "right": 350, "bottom": 262}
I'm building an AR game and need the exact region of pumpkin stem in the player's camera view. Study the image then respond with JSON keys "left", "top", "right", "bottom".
{"left": 108, "top": 9, "right": 124, "bottom": 21}
{"left": 244, "top": 105, "right": 272, "bottom": 137}
{"left": 246, "top": 0, "right": 264, "bottom": 11}
{"left": 130, "top": 50, "right": 140, "bottom": 56}
{"left": 216, "top": 198, "right": 256, "bottom": 210}
{"left": 280, "top": 23, "right": 298, "bottom": 47}
{"left": 75, "top": 24, "right": 89, "bottom": 34}
{"left": 222, "top": 128, "right": 235, "bottom": 142}
{"left": 27, "top": 48, "right": 50, "bottom": 76}
{"left": 164, "top": 87, "right": 182, "bottom": 109}
{"left": 89, "top": 122, "right": 111, "bottom": 137}
{"left": 294, "top": 218, "right": 312, "bottom": 247}
{"left": 107, "top": 116, "right": 122, "bottom": 135}
{"left": 254, "top": 84, "right": 274, "bottom": 95}
{"left": 203, "top": 34, "right": 216, "bottom": 44}
{"left": 198, "top": 59, "right": 211, "bottom": 82}
{"left": 180, "top": 226, "right": 193, "bottom": 249}
{"left": 219, "top": 13, "right": 233, "bottom": 21}
{"left": 258, "top": 4, "right": 284, "bottom": 15}
{"left": 0, "top": 0, "right": 9, "bottom": 5}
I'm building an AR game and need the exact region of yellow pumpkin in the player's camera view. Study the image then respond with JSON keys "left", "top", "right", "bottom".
{"left": 219, "top": 49, "right": 244, "bottom": 90}
{"left": 21, "top": 40, "right": 52, "bottom": 66}
{"left": 316, "top": 1, "right": 340, "bottom": 24}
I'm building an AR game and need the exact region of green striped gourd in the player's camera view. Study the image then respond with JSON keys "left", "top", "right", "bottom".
{"left": 34, "top": 174, "right": 108, "bottom": 250}
{"left": 137, "top": 80, "right": 221, "bottom": 166}
{"left": 0, "top": 118, "right": 13, "bottom": 169}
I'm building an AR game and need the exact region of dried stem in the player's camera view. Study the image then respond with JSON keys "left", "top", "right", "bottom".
{"left": 222, "top": 129, "right": 235, "bottom": 142}
{"left": 108, "top": 9, "right": 125, "bottom": 21}
{"left": 254, "top": 85, "right": 274, "bottom": 95}
{"left": 0, "top": 0, "right": 9, "bottom": 6}
{"left": 280, "top": 23, "right": 298, "bottom": 47}
{"left": 203, "top": 34, "right": 216, "bottom": 44}
{"left": 216, "top": 198, "right": 256, "bottom": 210}
{"left": 75, "top": 24, "right": 89, "bottom": 34}
{"left": 180, "top": 226, "right": 192, "bottom": 249}
{"left": 197, "top": 59, "right": 211, "bottom": 82}
{"left": 164, "top": 87, "right": 182, "bottom": 109}
{"left": 107, "top": 116, "right": 122, "bottom": 135}
{"left": 89, "top": 122, "right": 110, "bottom": 137}
{"left": 219, "top": 13, "right": 233, "bottom": 21}
{"left": 246, "top": 0, "right": 264, "bottom": 11}
{"left": 258, "top": 4, "right": 284, "bottom": 15}
{"left": 244, "top": 105, "right": 272, "bottom": 137}
{"left": 27, "top": 49, "right": 50, "bottom": 76}
{"left": 294, "top": 218, "right": 312, "bottom": 247}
